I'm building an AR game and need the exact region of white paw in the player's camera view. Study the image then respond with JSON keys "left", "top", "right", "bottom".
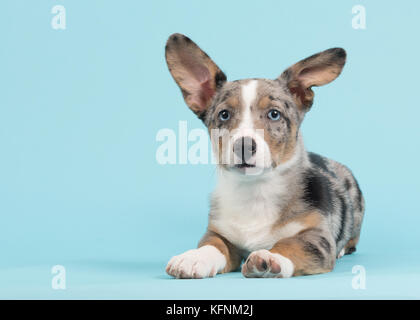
{"left": 337, "top": 248, "right": 345, "bottom": 259}
{"left": 166, "top": 245, "right": 226, "bottom": 279}
{"left": 242, "top": 249, "right": 294, "bottom": 278}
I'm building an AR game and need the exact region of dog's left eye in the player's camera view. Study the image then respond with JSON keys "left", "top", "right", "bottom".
{"left": 267, "top": 109, "right": 281, "bottom": 121}
{"left": 218, "top": 109, "right": 231, "bottom": 121}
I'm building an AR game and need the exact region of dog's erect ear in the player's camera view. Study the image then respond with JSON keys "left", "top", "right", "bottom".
{"left": 279, "top": 48, "right": 346, "bottom": 111}
{"left": 165, "top": 33, "right": 227, "bottom": 118}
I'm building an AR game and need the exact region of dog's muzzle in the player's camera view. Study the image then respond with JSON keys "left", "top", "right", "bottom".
{"left": 233, "top": 136, "right": 257, "bottom": 165}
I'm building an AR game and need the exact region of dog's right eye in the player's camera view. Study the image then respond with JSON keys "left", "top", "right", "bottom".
{"left": 267, "top": 109, "right": 281, "bottom": 121}
{"left": 218, "top": 110, "right": 231, "bottom": 121}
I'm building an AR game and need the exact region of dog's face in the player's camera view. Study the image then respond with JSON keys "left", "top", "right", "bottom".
{"left": 165, "top": 33, "right": 346, "bottom": 175}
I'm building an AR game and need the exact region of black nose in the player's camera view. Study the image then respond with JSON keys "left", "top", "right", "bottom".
{"left": 233, "top": 136, "right": 257, "bottom": 163}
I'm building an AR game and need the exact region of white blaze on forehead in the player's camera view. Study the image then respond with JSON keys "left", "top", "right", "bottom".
{"left": 239, "top": 80, "right": 258, "bottom": 129}
{"left": 230, "top": 79, "right": 272, "bottom": 171}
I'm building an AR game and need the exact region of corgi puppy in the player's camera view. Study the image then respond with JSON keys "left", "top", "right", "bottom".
{"left": 165, "top": 33, "right": 365, "bottom": 278}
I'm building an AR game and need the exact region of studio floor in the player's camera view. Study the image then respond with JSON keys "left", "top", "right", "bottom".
{"left": 1, "top": 250, "right": 419, "bottom": 299}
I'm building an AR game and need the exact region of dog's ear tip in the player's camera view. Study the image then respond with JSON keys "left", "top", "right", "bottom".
{"left": 166, "top": 33, "right": 192, "bottom": 45}
{"left": 168, "top": 33, "right": 182, "bottom": 39}
{"left": 329, "top": 48, "right": 347, "bottom": 61}
{"left": 166, "top": 33, "right": 179, "bottom": 45}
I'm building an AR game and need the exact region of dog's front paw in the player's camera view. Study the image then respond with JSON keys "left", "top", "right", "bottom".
{"left": 166, "top": 245, "right": 226, "bottom": 279}
{"left": 242, "top": 249, "right": 294, "bottom": 278}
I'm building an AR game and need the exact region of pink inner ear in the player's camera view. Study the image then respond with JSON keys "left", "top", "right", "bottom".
{"left": 186, "top": 78, "right": 214, "bottom": 110}
{"left": 179, "top": 51, "right": 215, "bottom": 109}
{"left": 190, "top": 64, "right": 215, "bottom": 105}
{"left": 298, "top": 66, "right": 338, "bottom": 88}
{"left": 198, "top": 78, "right": 215, "bottom": 106}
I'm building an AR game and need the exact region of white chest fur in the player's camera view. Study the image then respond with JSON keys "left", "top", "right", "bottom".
{"left": 210, "top": 171, "right": 305, "bottom": 253}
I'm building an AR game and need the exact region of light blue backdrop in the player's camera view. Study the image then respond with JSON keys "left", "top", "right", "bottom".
{"left": 1, "top": 0, "right": 419, "bottom": 299}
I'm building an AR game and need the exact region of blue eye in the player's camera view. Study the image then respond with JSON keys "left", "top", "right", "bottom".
{"left": 218, "top": 110, "right": 230, "bottom": 121}
{"left": 267, "top": 109, "right": 281, "bottom": 121}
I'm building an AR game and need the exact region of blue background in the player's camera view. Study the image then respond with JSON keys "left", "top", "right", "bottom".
{"left": 1, "top": 0, "right": 419, "bottom": 299}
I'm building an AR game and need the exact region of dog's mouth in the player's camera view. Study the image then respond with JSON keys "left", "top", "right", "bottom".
{"left": 232, "top": 163, "right": 259, "bottom": 175}
{"left": 225, "top": 162, "right": 270, "bottom": 177}
{"left": 235, "top": 163, "right": 255, "bottom": 169}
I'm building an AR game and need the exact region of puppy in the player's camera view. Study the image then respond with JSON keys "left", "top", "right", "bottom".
{"left": 165, "top": 33, "right": 365, "bottom": 278}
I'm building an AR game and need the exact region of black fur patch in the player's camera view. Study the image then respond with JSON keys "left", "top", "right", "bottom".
{"left": 278, "top": 111, "right": 291, "bottom": 130}
{"left": 197, "top": 111, "right": 207, "bottom": 123}
{"left": 302, "top": 170, "right": 334, "bottom": 215}
{"left": 261, "top": 260, "right": 268, "bottom": 270}
{"left": 319, "top": 236, "right": 332, "bottom": 254}
{"left": 281, "top": 69, "right": 292, "bottom": 82}
{"left": 354, "top": 179, "right": 363, "bottom": 212}
{"left": 215, "top": 71, "right": 227, "bottom": 89}
{"left": 344, "top": 178, "right": 352, "bottom": 191}
{"left": 332, "top": 47, "right": 346, "bottom": 59}
{"left": 335, "top": 195, "right": 347, "bottom": 243}
{"left": 303, "top": 241, "right": 325, "bottom": 263}
{"left": 309, "top": 152, "right": 336, "bottom": 177}
{"left": 346, "top": 247, "right": 356, "bottom": 255}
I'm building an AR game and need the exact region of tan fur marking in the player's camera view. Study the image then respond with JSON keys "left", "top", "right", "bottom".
{"left": 257, "top": 95, "right": 271, "bottom": 109}
{"left": 279, "top": 124, "right": 298, "bottom": 164}
{"left": 270, "top": 238, "right": 332, "bottom": 276}
{"left": 207, "top": 95, "right": 242, "bottom": 167}
{"left": 270, "top": 211, "right": 333, "bottom": 276}
{"left": 226, "top": 96, "right": 240, "bottom": 109}
{"left": 263, "top": 123, "right": 298, "bottom": 167}
{"left": 272, "top": 210, "right": 322, "bottom": 232}
{"left": 250, "top": 94, "right": 299, "bottom": 168}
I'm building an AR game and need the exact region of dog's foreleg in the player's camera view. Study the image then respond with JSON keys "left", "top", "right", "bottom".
{"left": 166, "top": 230, "right": 241, "bottom": 279}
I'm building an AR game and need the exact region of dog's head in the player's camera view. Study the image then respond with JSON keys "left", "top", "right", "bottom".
{"left": 165, "top": 33, "right": 346, "bottom": 176}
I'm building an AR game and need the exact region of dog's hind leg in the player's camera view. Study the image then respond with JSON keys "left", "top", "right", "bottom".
{"left": 344, "top": 236, "right": 359, "bottom": 255}
{"left": 242, "top": 226, "right": 336, "bottom": 278}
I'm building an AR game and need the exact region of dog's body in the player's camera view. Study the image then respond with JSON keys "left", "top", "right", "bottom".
{"left": 165, "top": 34, "right": 365, "bottom": 278}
